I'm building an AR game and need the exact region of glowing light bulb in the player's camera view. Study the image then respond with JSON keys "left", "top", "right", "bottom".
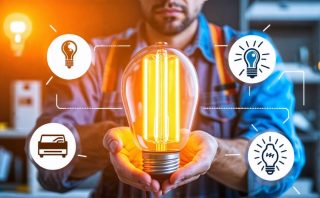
{"left": 61, "top": 40, "right": 77, "bottom": 68}
{"left": 261, "top": 143, "right": 279, "bottom": 175}
{"left": 3, "top": 13, "right": 32, "bottom": 56}
{"left": 121, "top": 42, "right": 199, "bottom": 179}
{"left": 244, "top": 48, "right": 260, "bottom": 78}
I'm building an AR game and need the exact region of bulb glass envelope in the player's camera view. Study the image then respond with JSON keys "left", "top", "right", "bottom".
{"left": 122, "top": 42, "right": 199, "bottom": 152}
{"left": 3, "top": 13, "right": 32, "bottom": 56}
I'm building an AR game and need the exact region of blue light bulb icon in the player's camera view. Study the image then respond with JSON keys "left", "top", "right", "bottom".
{"left": 244, "top": 48, "right": 260, "bottom": 78}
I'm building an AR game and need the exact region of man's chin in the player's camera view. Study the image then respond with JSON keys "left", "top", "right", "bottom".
{"left": 152, "top": 22, "right": 186, "bottom": 35}
{"left": 144, "top": 14, "right": 193, "bottom": 35}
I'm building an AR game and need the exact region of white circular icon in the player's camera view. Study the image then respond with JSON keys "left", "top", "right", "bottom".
{"left": 29, "top": 123, "right": 76, "bottom": 170}
{"left": 248, "top": 131, "right": 294, "bottom": 181}
{"left": 47, "top": 34, "right": 92, "bottom": 80}
{"left": 228, "top": 35, "right": 276, "bottom": 84}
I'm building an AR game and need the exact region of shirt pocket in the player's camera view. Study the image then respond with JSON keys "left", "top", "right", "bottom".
{"left": 196, "top": 92, "right": 238, "bottom": 138}
{"left": 100, "top": 91, "right": 128, "bottom": 125}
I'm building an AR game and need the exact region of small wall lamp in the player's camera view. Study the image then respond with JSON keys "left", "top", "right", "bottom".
{"left": 3, "top": 13, "right": 32, "bottom": 56}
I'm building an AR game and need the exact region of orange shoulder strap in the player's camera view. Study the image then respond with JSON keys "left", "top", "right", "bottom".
{"left": 209, "top": 23, "right": 236, "bottom": 95}
{"left": 101, "top": 34, "right": 136, "bottom": 93}
{"left": 101, "top": 39, "right": 118, "bottom": 92}
{"left": 102, "top": 26, "right": 235, "bottom": 94}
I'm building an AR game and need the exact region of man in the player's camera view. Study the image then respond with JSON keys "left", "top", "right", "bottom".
{"left": 27, "top": 0, "right": 305, "bottom": 197}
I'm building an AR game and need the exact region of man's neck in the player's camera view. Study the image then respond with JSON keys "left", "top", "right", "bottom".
{"left": 144, "top": 19, "right": 198, "bottom": 50}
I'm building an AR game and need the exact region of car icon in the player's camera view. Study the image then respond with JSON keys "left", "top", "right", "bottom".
{"left": 38, "top": 134, "right": 68, "bottom": 158}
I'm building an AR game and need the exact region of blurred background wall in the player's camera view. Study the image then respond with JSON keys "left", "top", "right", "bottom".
{"left": 0, "top": 0, "right": 319, "bottom": 197}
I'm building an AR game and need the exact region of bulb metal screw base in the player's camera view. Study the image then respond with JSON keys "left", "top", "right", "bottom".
{"left": 246, "top": 67, "right": 257, "bottom": 78}
{"left": 65, "top": 60, "right": 74, "bottom": 68}
{"left": 266, "top": 166, "right": 275, "bottom": 175}
{"left": 143, "top": 151, "right": 179, "bottom": 181}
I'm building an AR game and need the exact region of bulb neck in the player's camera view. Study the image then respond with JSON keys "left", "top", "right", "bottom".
{"left": 143, "top": 151, "right": 179, "bottom": 181}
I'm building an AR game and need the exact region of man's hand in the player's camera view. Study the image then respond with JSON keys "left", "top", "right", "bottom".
{"left": 103, "top": 127, "right": 162, "bottom": 196}
{"left": 162, "top": 130, "right": 218, "bottom": 194}
{"left": 70, "top": 121, "right": 118, "bottom": 179}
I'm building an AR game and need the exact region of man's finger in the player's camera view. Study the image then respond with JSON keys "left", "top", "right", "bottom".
{"left": 120, "top": 177, "right": 153, "bottom": 192}
{"left": 110, "top": 152, "right": 152, "bottom": 187}
{"left": 170, "top": 158, "right": 211, "bottom": 185}
{"left": 153, "top": 190, "right": 162, "bottom": 198}
{"left": 162, "top": 175, "right": 201, "bottom": 195}
{"left": 120, "top": 177, "right": 162, "bottom": 195}
{"left": 103, "top": 128, "right": 124, "bottom": 153}
{"left": 151, "top": 179, "right": 161, "bottom": 193}
{"left": 111, "top": 153, "right": 161, "bottom": 192}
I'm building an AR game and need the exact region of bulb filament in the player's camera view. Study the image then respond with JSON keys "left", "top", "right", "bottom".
{"left": 143, "top": 49, "right": 180, "bottom": 151}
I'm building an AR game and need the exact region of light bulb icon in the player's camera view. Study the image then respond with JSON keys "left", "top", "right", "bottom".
{"left": 244, "top": 48, "right": 260, "bottom": 78}
{"left": 121, "top": 42, "right": 199, "bottom": 179}
{"left": 248, "top": 132, "right": 295, "bottom": 181}
{"left": 61, "top": 40, "right": 77, "bottom": 68}
{"left": 261, "top": 143, "right": 279, "bottom": 175}
{"left": 228, "top": 35, "right": 276, "bottom": 84}
{"left": 47, "top": 34, "right": 92, "bottom": 80}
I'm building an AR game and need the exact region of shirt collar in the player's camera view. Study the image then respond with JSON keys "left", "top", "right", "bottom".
{"left": 132, "top": 13, "right": 215, "bottom": 63}
{"left": 184, "top": 13, "right": 215, "bottom": 63}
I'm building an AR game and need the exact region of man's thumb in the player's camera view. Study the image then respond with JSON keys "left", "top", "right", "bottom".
{"left": 109, "top": 140, "right": 121, "bottom": 153}
{"left": 103, "top": 128, "right": 123, "bottom": 153}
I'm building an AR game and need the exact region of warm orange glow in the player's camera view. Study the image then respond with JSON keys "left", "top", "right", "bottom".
{"left": 3, "top": 13, "right": 32, "bottom": 56}
{"left": 143, "top": 49, "right": 180, "bottom": 151}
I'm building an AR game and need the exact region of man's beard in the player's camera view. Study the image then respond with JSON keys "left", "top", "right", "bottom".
{"left": 142, "top": 2, "right": 197, "bottom": 35}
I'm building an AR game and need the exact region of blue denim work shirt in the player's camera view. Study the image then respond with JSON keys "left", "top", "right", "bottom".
{"left": 29, "top": 13, "right": 305, "bottom": 197}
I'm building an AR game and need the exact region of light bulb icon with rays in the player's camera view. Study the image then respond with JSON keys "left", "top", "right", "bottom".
{"left": 248, "top": 132, "right": 295, "bottom": 181}
{"left": 228, "top": 35, "right": 276, "bottom": 84}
